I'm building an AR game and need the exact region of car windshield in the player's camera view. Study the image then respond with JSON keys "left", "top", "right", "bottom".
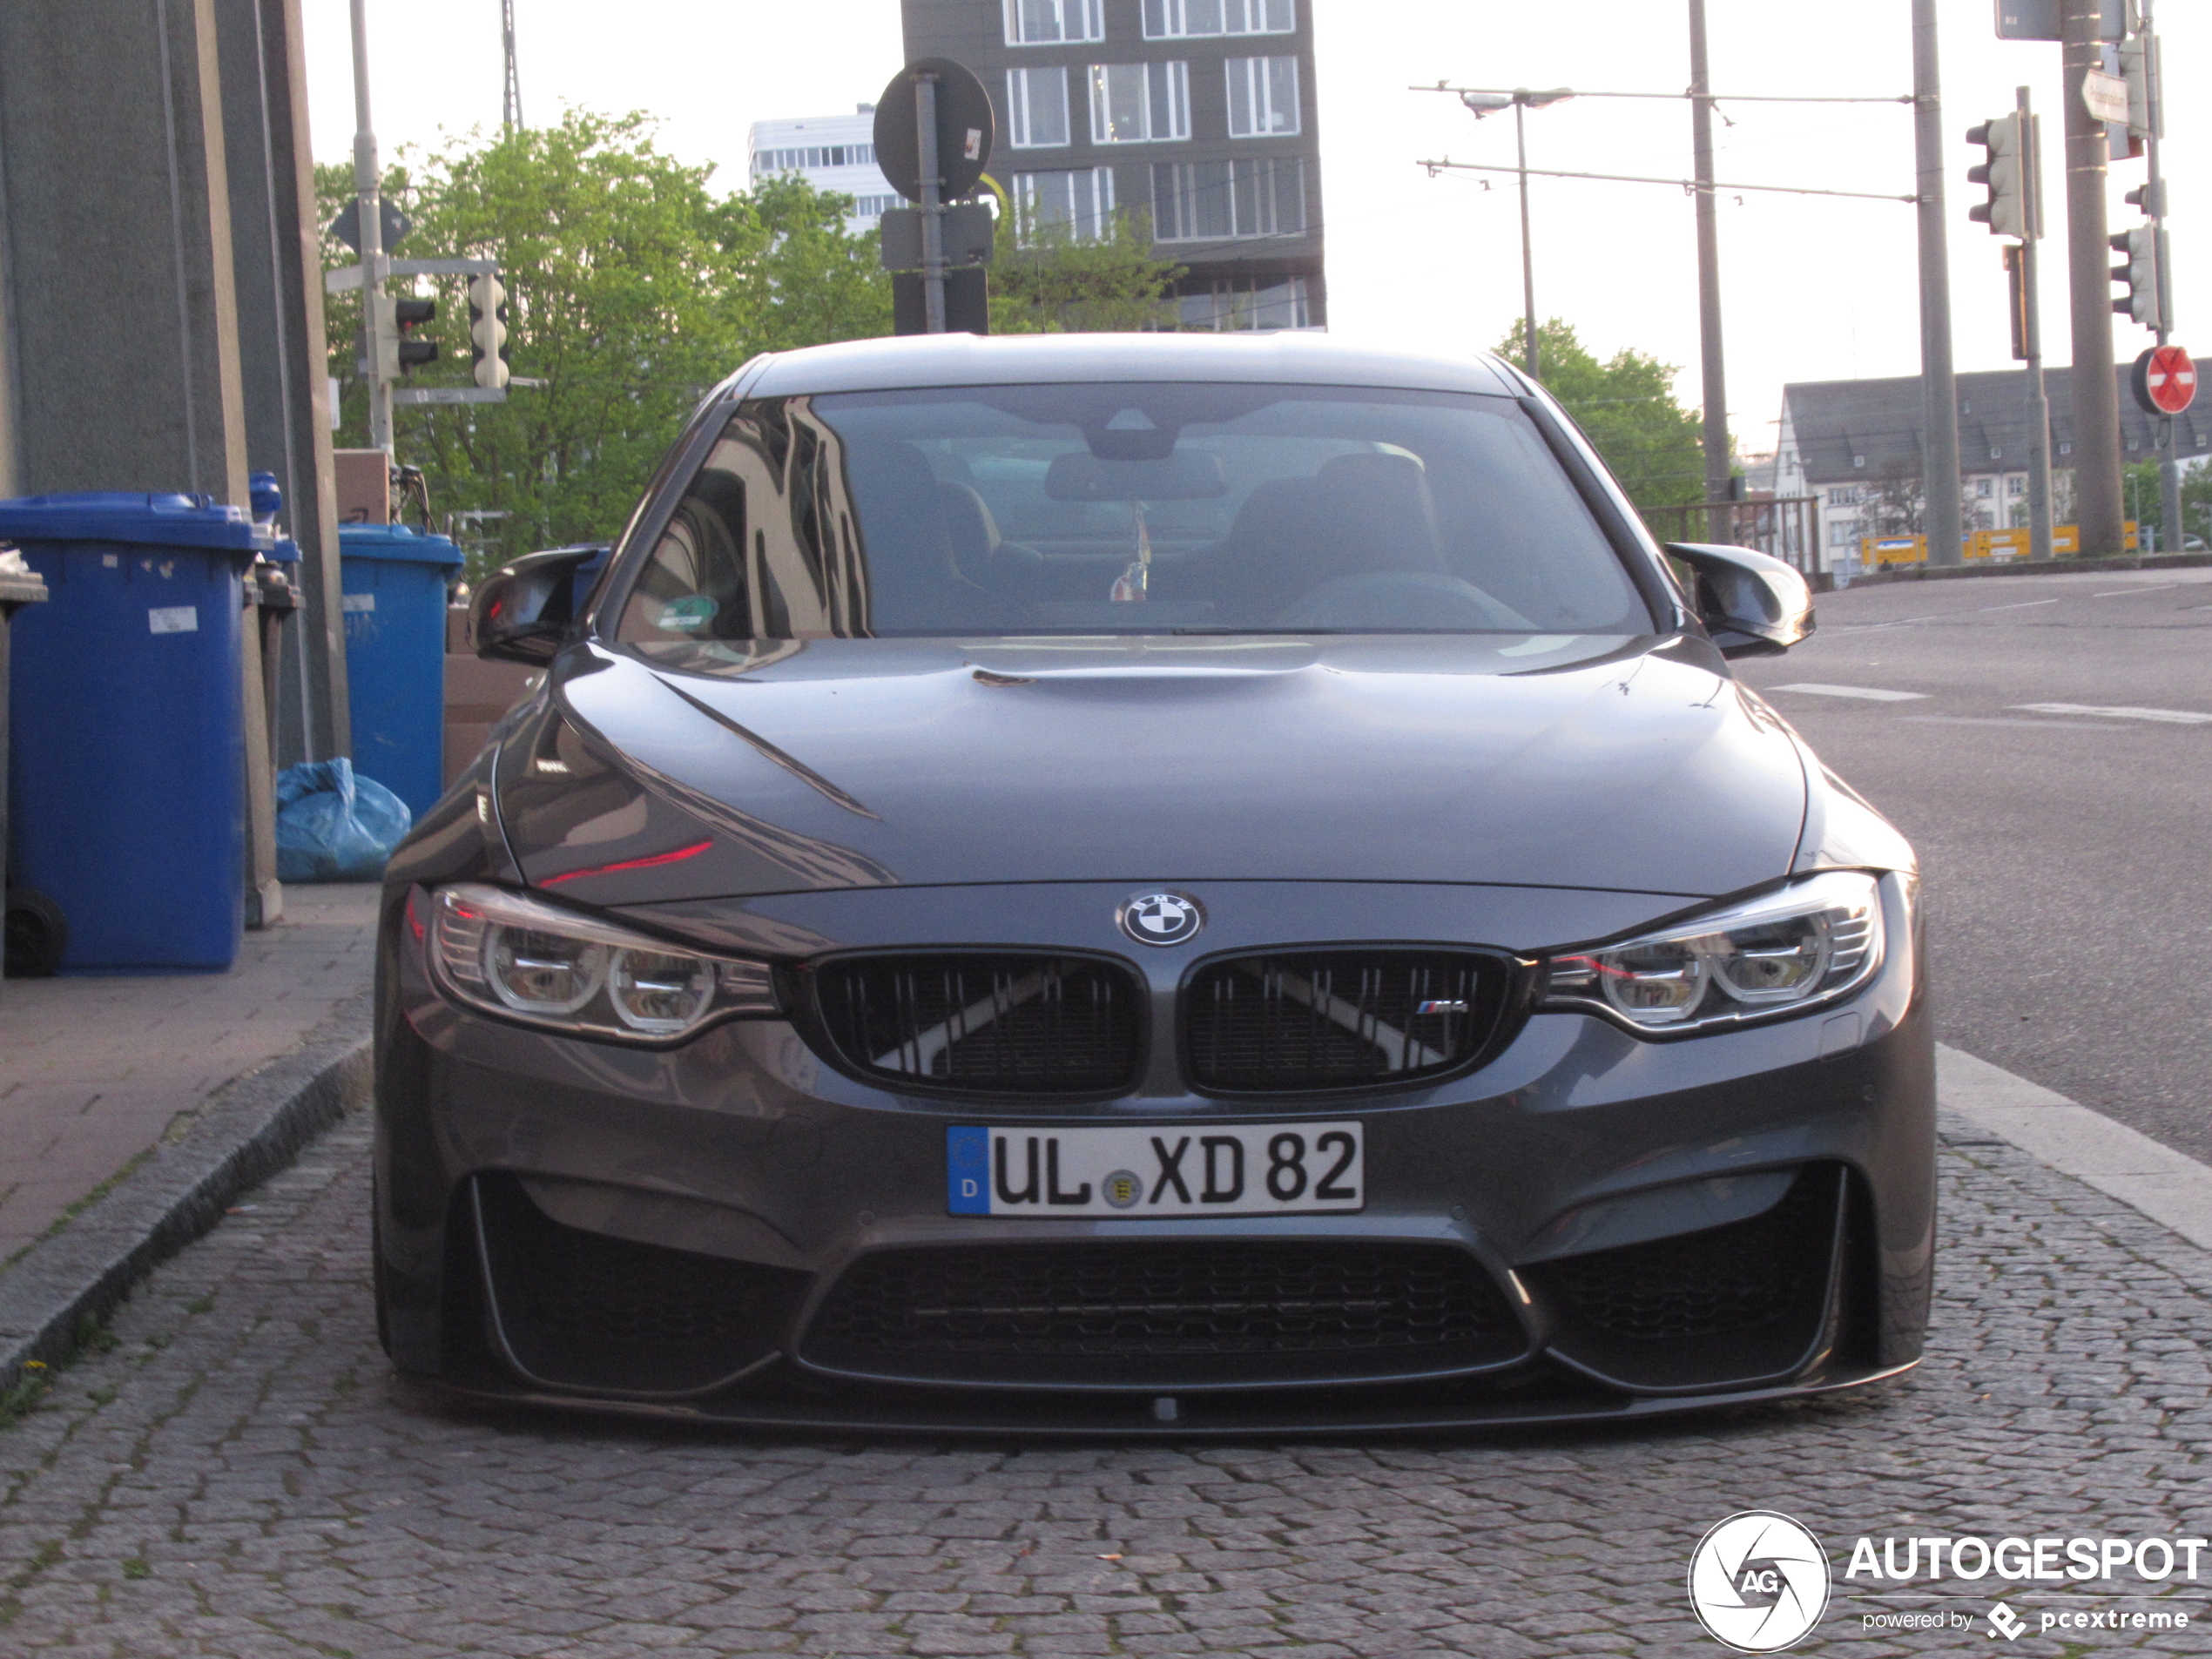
{"left": 613, "top": 382, "right": 1651, "bottom": 644}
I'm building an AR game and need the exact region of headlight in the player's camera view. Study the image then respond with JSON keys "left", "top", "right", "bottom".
{"left": 1539, "top": 870, "right": 1883, "bottom": 1035}
{"left": 427, "top": 883, "right": 779, "bottom": 1043}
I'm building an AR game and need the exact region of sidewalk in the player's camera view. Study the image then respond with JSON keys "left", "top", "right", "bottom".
{"left": 0, "top": 885, "right": 380, "bottom": 1261}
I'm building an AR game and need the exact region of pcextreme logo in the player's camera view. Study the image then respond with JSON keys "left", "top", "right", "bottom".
{"left": 1688, "top": 1512, "right": 1832, "bottom": 1653}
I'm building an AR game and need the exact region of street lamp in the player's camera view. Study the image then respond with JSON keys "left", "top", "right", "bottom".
{"left": 1460, "top": 87, "right": 1575, "bottom": 380}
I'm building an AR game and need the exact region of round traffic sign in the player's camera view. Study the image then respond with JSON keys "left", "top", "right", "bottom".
{"left": 873, "top": 58, "right": 995, "bottom": 205}
{"left": 2134, "top": 344, "right": 2197, "bottom": 416}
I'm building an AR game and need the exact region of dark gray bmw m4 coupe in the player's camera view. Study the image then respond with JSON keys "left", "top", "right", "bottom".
{"left": 374, "top": 331, "right": 1932, "bottom": 1433}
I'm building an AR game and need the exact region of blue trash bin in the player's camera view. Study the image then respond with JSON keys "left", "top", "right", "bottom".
{"left": 1, "top": 492, "right": 271, "bottom": 972}
{"left": 338, "top": 523, "right": 464, "bottom": 824}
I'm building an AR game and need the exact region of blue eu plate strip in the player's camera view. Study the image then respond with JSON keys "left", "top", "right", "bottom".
{"left": 946, "top": 1125, "right": 990, "bottom": 1215}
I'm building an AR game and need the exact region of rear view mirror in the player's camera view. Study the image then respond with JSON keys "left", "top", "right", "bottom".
{"left": 1664, "top": 542, "right": 1814, "bottom": 658}
{"left": 469, "top": 543, "right": 607, "bottom": 664}
{"left": 1046, "top": 450, "right": 1228, "bottom": 502}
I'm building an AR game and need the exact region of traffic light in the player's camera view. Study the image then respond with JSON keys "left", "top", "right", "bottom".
{"left": 2110, "top": 223, "right": 2165, "bottom": 331}
{"left": 467, "top": 273, "right": 510, "bottom": 389}
{"left": 1965, "top": 114, "right": 2028, "bottom": 239}
{"left": 370, "top": 294, "right": 437, "bottom": 378}
{"left": 2117, "top": 33, "right": 2158, "bottom": 146}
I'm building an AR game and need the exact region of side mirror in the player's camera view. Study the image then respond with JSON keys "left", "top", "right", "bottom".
{"left": 469, "top": 544, "right": 608, "bottom": 664}
{"left": 1664, "top": 542, "right": 1814, "bottom": 659}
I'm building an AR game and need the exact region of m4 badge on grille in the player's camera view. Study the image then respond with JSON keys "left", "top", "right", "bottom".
{"left": 947, "top": 1122, "right": 1363, "bottom": 1217}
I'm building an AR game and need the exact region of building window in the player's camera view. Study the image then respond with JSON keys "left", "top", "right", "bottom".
{"left": 1825, "top": 485, "right": 1861, "bottom": 507}
{"left": 1225, "top": 56, "right": 1301, "bottom": 136}
{"left": 1852, "top": 455, "right": 1866, "bottom": 469}
{"left": 1006, "top": 67, "right": 1071, "bottom": 147}
{"left": 1143, "top": 0, "right": 1294, "bottom": 37}
{"left": 2007, "top": 474, "right": 2025, "bottom": 496}
{"left": 1004, "top": 0, "right": 1103, "bottom": 44}
{"left": 1178, "top": 275, "right": 1311, "bottom": 331}
{"left": 850, "top": 194, "right": 903, "bottom": 219}
{"left": 1974, "top": 477, "right": 1993, "bottom": 498}
{"left": 752, "top": 144, "right": 877, "bottom": 175}
{"left": 1828, "top": 520, "right": 1858, "bottom": 548}
{"left": 1151, "top": 156, "right": 1305, "bottom": 239}
{"left": 1012, "top": 168, "right": 1116, "bottom": 242}
{"left": 1090, "top": 62, "right": 1190, "bottom": 143}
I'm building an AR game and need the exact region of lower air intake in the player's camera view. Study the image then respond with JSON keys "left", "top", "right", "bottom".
{"left": 809, "top": 953, "right": 1143, "bottom": 1098}
{"left": 1523, "top": 1163, "right": 1849, "bottom": 1393}
{"left": 801, "top": 1239, "right": 1528, "bottom": 1388}
{"left": 1184, "top": 950, "right": 1509, "bottom": 1093}
{"left": 471, "top": 1174, "right": 806, "bottom": 1397}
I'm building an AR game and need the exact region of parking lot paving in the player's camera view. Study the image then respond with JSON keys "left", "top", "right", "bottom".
{"left": 3, "top": 1100, "right": 2209, "bottom": 1658}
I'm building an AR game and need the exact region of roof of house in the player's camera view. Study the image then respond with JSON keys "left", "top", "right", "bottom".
{"left": 1781, "top": 366, "right": 2209, "bottom": 487}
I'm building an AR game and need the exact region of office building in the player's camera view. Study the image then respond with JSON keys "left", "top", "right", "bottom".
{"left": 902, "top": 0, "right": 1325, "bottom": 330}
{"left": 747, "top": 107, "right": 906, "bottom": 232}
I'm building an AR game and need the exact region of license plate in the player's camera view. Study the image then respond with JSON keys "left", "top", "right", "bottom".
{"left": 946, "top": 1123, "right": 1364, "bottom": 1217}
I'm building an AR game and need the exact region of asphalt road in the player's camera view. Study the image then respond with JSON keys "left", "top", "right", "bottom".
{"left": 1734, "top": 565, "right": 2212, "bottom": 1164}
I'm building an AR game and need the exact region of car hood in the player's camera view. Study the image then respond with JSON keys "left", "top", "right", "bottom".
{"left": 495, "top": 634, "right": 1810, "bottom": 904}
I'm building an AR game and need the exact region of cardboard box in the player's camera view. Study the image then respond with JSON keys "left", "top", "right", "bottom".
{"left": 332, "top": 448, "right": 389, "bottom": 524}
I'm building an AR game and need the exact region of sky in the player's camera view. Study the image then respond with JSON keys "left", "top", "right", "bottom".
{"left": 300, "top": 0, "right": 2205, "bottom": 462}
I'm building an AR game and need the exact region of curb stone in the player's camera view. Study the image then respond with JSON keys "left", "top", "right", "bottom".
{"left": 0, "top": 987, "right": 372, "bottom": 1387}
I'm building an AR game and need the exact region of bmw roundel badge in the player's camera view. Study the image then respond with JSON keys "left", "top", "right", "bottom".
{"left": 1119, "top": 892, "right": 1204, "bottom": 947}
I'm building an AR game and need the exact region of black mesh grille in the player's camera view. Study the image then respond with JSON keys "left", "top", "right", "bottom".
{"left": 811, "top": 954, "right": 1143, "bottom": 1098}
{"left": 802, "top": 1240, "right": 1527, "bottom": 1386}
{"left": 1184, "top": 951, "right": 1507, "bottom": 1093}
{"left": 1539, "top": 1169, "right": 1838, "bottom": 1345}
{"left": 473, "top": 1176, "right": 806, "bottom": 1395}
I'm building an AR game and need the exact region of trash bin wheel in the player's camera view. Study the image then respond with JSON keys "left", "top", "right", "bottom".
{"left": 3, "top": 888, "right": 68, "bottom": 977}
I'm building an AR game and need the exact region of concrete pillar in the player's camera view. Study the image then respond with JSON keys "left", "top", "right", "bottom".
{"left": 0, "top": 0, "right": 252, "bottom": 503}
{"left": 214, "top": 0, "right": 351, "bottom": 768}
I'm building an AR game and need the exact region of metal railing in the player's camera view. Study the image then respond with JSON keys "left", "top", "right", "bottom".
{"left": 1642, "top": 497, "right": 1821, "bottom": 577}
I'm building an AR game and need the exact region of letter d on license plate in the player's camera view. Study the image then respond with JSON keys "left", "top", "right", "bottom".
{"left": 947, "top": 1123, "right": 1363, "bottom": 1217}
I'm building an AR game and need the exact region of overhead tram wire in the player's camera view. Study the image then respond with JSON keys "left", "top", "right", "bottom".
{"left": 1417, "top": 160, "right": 1918, "bottom": 206}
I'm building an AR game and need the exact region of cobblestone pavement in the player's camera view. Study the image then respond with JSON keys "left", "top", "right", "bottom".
{"left": 3, "top": 1110, "right": 2210, "bottom": 1658}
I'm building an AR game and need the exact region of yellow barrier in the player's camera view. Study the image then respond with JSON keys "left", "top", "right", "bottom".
{"left": 1861, "top": 523, "right": 2139, "bottom": 565}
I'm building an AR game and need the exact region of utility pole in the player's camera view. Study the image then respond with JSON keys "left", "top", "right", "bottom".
{"left": 2018, "top": 89, "right": 2056, "bottom": 563}
{"left": 1912, "top": 0, "right": 1963, "bottom": 565}
{"left": 348, "top": 0, "right": 391, "bottom": 456}
{"left": 1687, "top": 0, "right": 1730, "bottom": 539}
{"left": 502, "top": 0, "right": 523, "bottom": 132}
{"left": 1515, "top": 99, "right": 1539, "bottom": 378}
{"left": 2138, "top": 1, "right": 2183, "bottom": 554}
{"left": 2063, "top": 0, "right": 2124, "bottom": 554}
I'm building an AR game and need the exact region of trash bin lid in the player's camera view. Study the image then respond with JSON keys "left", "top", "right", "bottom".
{"left": 266, "top": 536, "right": 303, "bottom": 564}
{"left": 0, "top": 491, "right": 273, "bottom": 551}
{"left": 337, "top": 523, "right": 465, "bottom": 569}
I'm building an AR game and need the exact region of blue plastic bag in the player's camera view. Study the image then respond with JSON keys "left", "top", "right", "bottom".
{"left": 274, "top": 758, "right": 412, "bottom": 882}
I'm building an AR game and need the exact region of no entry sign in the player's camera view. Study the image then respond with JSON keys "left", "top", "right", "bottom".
{"left": 2134, "top": 344, "right": 2197, "bottom": 416}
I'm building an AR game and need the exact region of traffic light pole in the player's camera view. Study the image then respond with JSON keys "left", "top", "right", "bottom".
{"left": 2139, "top": 2, "right": 2183, "bottom": 552}
{"left": 2017, "top": 88, "right": 2056, "bottom": 565}
{"left": 349, "top": 0, "right": 392, "bottom": 456}
{"left": 2062, "top": 0, "right": 2125, "bottom": 555}
{"left": 1912, "top": 0, "right": 1964, "bottom": 566}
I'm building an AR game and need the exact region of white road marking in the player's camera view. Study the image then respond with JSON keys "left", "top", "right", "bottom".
{"left": 1901, "top": 715, "right": 2129, "bottom": 730}
{"left": 2010, "top": 701, "right": 2212, "bottom": 725}
{"left": 2092, "top": 583, "right": 2180, "bottom": 598}
{"left": 1838, "top": 596, "right": 2062, "bottom": 631}
{"left": 1940, "top": 1044, "right": 2212, "bottom": 1252}
{"left": 1770, "top": 682, "right": 1930, "bottom": 702}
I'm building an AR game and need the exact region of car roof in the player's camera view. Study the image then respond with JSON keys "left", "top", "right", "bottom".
{"left": 742, "top": 331, "right": 1525, "bottom": 399}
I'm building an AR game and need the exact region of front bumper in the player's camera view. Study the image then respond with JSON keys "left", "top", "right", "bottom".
{"left": 373, "top": 876, "right": 1934, "bottom": 1434}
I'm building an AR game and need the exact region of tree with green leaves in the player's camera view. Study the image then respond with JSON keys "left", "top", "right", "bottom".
{"left": 317, "top": 111, "right": 898, "bottom": 569}
{"left": 320, "top": 113, "right": 1193, "bottom": 569}
{"left": 1500, "top": 320, "right": 1710, "bottom": 516}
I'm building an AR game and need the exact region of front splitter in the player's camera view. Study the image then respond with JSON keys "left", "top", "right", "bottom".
{"left": 415, "top": 1359, "right": 1921, "bottom": 1441}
